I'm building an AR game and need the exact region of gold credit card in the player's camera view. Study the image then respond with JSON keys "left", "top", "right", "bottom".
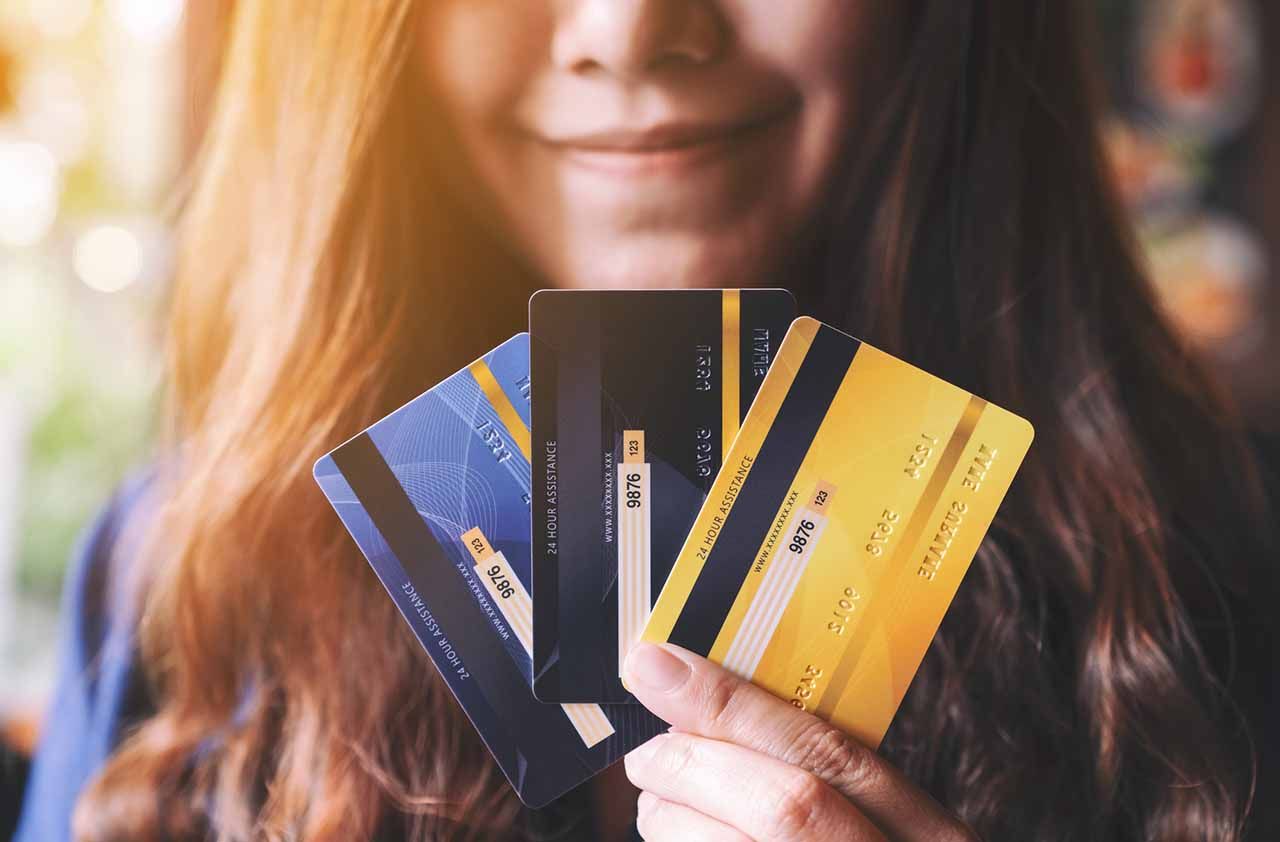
{"left": 640, "top": 318, "right": 1034, "bottom": 747}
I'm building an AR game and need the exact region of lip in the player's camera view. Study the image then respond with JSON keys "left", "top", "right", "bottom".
{"left": 532, "top": 103, "right": 797, "bottom": 177}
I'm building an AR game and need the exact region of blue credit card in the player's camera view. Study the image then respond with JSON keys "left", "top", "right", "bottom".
{"left": 313, "top": 334, "right": 665, "bottom": 808}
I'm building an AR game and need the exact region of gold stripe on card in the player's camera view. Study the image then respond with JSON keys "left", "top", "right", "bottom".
{"left": 722, "top": 289, "right": 741, "bottom": 461}
{"left": 812, "top": 396, "right": 986, "bottom": 721}
{"left": 469, "top": 359, "right": 532, "bottom": 462}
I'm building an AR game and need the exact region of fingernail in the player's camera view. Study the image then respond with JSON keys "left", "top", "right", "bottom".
{"left": 625, "top": 643, "right": 691, "bottom": 693}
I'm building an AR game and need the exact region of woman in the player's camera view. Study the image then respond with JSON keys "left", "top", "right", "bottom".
{"left": 16, "top": 0, "right": 1275, "bottom": 840}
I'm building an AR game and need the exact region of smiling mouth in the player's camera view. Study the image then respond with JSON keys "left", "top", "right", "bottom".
{"left": 535, "top": 103, "right": 798, "bottom": 177}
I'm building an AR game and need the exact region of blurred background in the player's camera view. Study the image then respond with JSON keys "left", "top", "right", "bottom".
{"left": 0, "top": 0, "right": 1277, "bottom": 835}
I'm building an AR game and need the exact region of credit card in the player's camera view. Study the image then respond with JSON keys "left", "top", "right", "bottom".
{"left": 640, "top": 318, "right": 1034, "bottom": 747}
{"left": 531, "top": 289, "right": 796, "bottom": 703}
{"left": 313, "top": 334, "right": 665, "bottom": 808}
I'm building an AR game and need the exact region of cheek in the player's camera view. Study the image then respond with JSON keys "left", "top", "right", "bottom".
{"left": 733, "top": 0, "right": 864, "bottom": 91}
{"left": 729, "top": 0, "right": 865, "bottom": 183}
{"left": 416, "top": 2, "right": 551, "bottom": 128}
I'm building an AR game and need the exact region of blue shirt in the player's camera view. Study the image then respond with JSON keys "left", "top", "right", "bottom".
{"left": 14, "top": 480, "right": 152, "bottom": 842}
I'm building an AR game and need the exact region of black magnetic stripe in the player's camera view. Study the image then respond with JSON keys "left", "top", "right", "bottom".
{"left": 668, "top": 325, "right": 860, "bottom": 655}
{"left": 331, "top": 434, "right": 583, "bottom": 774}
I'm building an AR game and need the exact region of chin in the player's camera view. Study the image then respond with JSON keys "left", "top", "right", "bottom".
{"left": 550, "top": 233, "right": 784, "bottom": 291}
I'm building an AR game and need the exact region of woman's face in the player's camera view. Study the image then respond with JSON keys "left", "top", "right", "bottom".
{"left": 417, "top": 1, "right": 863, "bottom": 290}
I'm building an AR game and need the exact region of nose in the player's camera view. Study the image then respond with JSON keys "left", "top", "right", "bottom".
{"left": 553, "top": 0, "right": 727, "bottom": 79}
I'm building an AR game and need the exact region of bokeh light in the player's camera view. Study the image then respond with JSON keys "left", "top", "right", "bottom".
{"left": 0, "top": 140, "right": 60, "bottom": 247}
{"left": 72, "top": 224, "right": 142, "bottom": 293}
{"left": 109, "top": 0, "right": 185, "bottom": 45}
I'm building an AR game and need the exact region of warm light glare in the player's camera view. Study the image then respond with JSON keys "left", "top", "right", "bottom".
{"left": 0, "top": 141, "right": 60, "bottom": 248}
{"left": 110, "top": 0, "right": 184, "bottom": 44}
{"left": 73, "top": 225, "right": 142, "bottom": 293}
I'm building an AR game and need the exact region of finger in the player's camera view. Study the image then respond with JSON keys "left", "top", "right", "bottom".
{"left": 624, "top": 643, "right": 977, "bottom": 842}
{"left": 626, "top": 732, "right": 882, "bottom": 841}
{"left": 635, "top": 792, "right": 752, "bottom": 842}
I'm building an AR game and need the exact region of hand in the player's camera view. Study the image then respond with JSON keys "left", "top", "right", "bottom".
{"left": 622, "top": 643, "right": 979, "bottom": 842}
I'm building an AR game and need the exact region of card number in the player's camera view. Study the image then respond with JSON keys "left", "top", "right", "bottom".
{"left": 790, "top": 664, "right": 824, "bottom": 711}
{"left": 486, "top": 565, "right": 515, "bottom": 599}
{"left": 826, "top": 586, "right": 861, "bottom": 637}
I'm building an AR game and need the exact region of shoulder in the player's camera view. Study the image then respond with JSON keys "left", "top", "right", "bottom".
{"left": 62, "top": 473, "right": 152, "bottom": 657}
{"left": 14, "top": 474, "right": 156, "bottom": 842}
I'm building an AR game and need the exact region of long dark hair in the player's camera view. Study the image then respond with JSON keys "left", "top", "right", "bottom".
{"left": 804, "top": 1, "right": 1269, "bottom": 839}
{"left": 79, "top": 0, "right": 1267, "bottom": 840}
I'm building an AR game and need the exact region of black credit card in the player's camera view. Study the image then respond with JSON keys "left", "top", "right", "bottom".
{"left": 530, "top": 289, "right": 796, "bottom": 702}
